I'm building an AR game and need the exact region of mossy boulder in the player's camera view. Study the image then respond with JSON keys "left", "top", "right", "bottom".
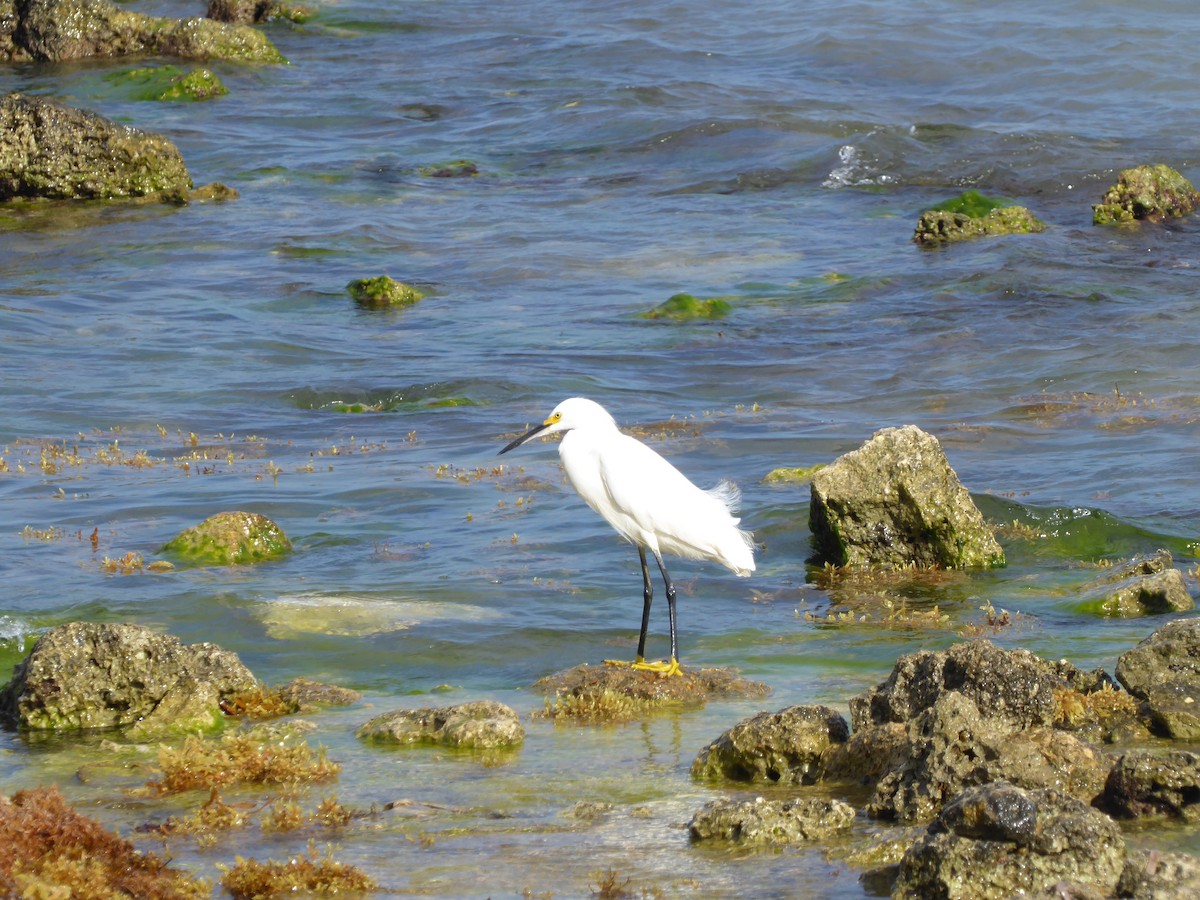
{"left": 206, "top": 0, "right": 310, "bottom": 25}
{"left": 161, "top": 511, "right": 291, "bottom": 566}
{"left": 356, "top": 700, "right": 524, "bottom": 750}
{"left": 0, "top": 622, "right": 256, "bottom": 734}
{"left": 109, "top": 66, "right": 228, "bottom": 102}
{"left": 5, "top": 0, "right": 285, "bottom": 63}
{"left": 913, "top": 190, "right": 1046, "bottom": 245}
{"left": 347, "top": 275, "right": 424, "bottom": 309}
{"left": 1, "top": 93, "right": 192, "bottom": 201}
{"left": 641, "top": 292, "right": 732, "bottom": 321}
{"left": 1092, "top": 164, "right": 1200, "bottom": 225}
{"left": 808, "top": 425, "right": 1005, "bottom": 569}
{"left": 691, "top": 704, "right": 849, "bottom": 785}
{"left": 688, "top": 796, "right": 855, "bottom": 844}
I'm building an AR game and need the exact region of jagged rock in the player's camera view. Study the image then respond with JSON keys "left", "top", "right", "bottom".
{"left": 0, "top": 622, "right": 255, "bottom": 734}
{"left": 865, "top": 692, "right": 1108, "bottom": 824}
{"left": 1093, "top": 164, "right": 1200, "bottom": 226}
{"left": 206, "top": 0, "right": 307, "bottom": 24}
{"left": 161, "top": 511, "right": 291, "bottom": 566}
{"left": 277, "top": 677, "right": 361, "bottom": 710}
{"left": 1099, "top": 750, "right": 1200, "bottom": 821}
{"left": 1080, "top": 550, "right": 1194, "bottom": 618}
{"left": 5, "top": 0, "right": 284, "bottom": 63}
{"left": 1117, "top": 849, "right": 1200, "bottom": 899}
{"left": 913, "top": 206, "right": 1045, "bottom": 246}
{"left": 691, "top": 704, "right": 848, "bottom": 785}
{"left": 893, "top": 782, "right": 1125, "bottom": 899}
{"left": 808, "top": 425, "right": 1004, "bottom": 569}
{"left": 357, "top": 700, "right": 524, "bottom": 750}
{"left": 1116, "top": 617, "right": 1200, "bottom": 700}
{"left": 1, "top": 93, "right": 192, "bottom": 201}
{"left": 688, "top": 795, "right": 854, "bottom": 844}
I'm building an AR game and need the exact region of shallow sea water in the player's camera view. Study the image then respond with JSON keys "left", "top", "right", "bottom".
{"left": 2, "top": 0, "right": 1199, "bottom": 895}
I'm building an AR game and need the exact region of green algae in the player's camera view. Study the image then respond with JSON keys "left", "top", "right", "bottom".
{"left": 161, "top": 510, "right": 292, "bottom": 566}
{"left": 1092, "top": 164, "right": 1200, "bottom": 225}
{"left": 926, "top": 189, "right": 1008, "bottom": 217}
{"left": 347, "top": 275, "right": 424, "bottom": 309}
{"left": 107, "top": 66, "right": 228, "bottom": 102}
{"left": 641, "top": 292, "right": 732, "bottom": 321}
{"left": 914, "top": 202, "right": 1046, "bottom": 246}
{"left": 417, "top": 159, "right": 479, "bottom": 177}
{"left": 764, "top": 463, "right": 826, "bottom": 484}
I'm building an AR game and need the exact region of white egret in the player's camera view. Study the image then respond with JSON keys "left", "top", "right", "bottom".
{"left": 498, "top": 397, "right": 754, "bottom": 676}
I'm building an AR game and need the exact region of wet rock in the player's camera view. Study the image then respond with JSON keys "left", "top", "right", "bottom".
{"left": 1, "top": 93, "right": 191, "bottom": 202}
{"left": 1092, "top": 164, "right": 1200, "bottom": 226}
{"left": 808, "top": 425, "right": 1005, "bottom": 569}
{"left": 532, "top": 662, "right": 769, "bottom": 724}
{"left": 207, "top": 0, "right": 308, "bottom": 25}
{"left": 6, "top": 0, "right": 284, "bottom": 63}
{"left": 688, "top": 795, "right": 855, "bottom": 844}
{"left": 1079, "top": 550, "right": 1194, "bottom": 618}
{"left": 1115, "top": 617, "right": 1200, "bottom": 701}
{"left": 914, "top": 198, "right": 1046, "bottom": 245}
{"left": 691, "top": 704, "right": 848, "bottom": 785}
{"left": 893, "top": 782, "right": 1125, "bottom": 899}
{"left": 277, "top": 677, "right": 362, "bottom": 710}
{"left": 357, "top": 700, "right": 524, "bottom": 749}
{"left": 865, "top": 692, "right": 1108, "bottom": 824}
{"left": 641, "top": 292, "right": 732, "bottom": 321}
{"left": 0, "top": 622, "right": 256, "bottom": 734}
{"left": 161, "top": 510, "right": 292, "bottom": 566}
{"left": 823, "top": 720, "right": 911, "bottom": 785}
{"left": 110, "top": 65, "right": 229, "bottom": 102}
{"left": 347, "top": 275, "right": 424, "bottom": 309}
{"left": 1099, "top": 750, "right": 1200, "bottom": 821}
{"left": 1117, "top": 849, "right": 1200, "bottom": 899}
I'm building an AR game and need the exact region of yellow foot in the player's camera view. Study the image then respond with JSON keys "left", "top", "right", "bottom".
{"left": 602, "top": 657, "right": 682, "bottom": 677}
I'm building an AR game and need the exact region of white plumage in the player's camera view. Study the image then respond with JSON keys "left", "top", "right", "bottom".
{"left": 499, "top": 397, "right": 755, "bottom": 674}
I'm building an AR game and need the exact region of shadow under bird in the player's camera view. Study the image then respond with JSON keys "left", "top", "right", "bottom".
{"left": 498, "top": 397, "right": 755, "bottom": 676}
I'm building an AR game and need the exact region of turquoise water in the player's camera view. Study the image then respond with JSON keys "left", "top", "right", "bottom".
{"left": 2, "top": 0, "right": 1199, "bottom": 895}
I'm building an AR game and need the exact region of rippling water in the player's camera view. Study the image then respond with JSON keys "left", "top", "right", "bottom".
{"left": 2, "top": 0, "right": 1199, "bottom": 895}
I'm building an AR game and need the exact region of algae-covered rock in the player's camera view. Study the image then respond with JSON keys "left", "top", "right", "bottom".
{"left": 0, "top": 622, "right": 256, "bottom": 734}
{"left": 641, "top": 292, "right": 732, "bottom": 321}
{"left": 207, "top": 0, "right": 310, "bottom": 24}
{"left": 1118, "top": 849, "right": 1200, "bottom": 899}
{"left": 1115, "top": 617, "right": 1200, "bottom": 701}
{"left": 1077, "top": 550, "right": 1194, "bottom": 618}
{"left": 688, "top": 796, "right": 855, "bottom": 845}
{"left": 356, "top": 700, "right": 524, "bottom": 749}
{"left": 894, "top": 783, "right": 1126, "bottom": 899}
{"left": 691, "top": 704, "right": 849, "bottom": 785}
{"left": 0, "top": 93, "right": 192, "bottom": 201}
{"left": 1100, "top": 750, "right": 1200, "bottom": 820}
{"left": 8, "top": 0, "right": 285, "bottom": 63}
{"left": 161, "top": 511, "right": 291, "bottom": 566}
{"left": 417, "top": 159, "right": 478, "bottom": 177}
{"left": 347, "top": 275, "right": 424, "bottom": 309}
{"left": 763, "top": 464, "right": 824, "bottom": 484}
{"left": 913, "top": 191, "right": 1045, "bottom": 245}
{"left": 808, "top": 425, "right": 1005, "bottom": 570}
{"left": 108, "top": 65, "right": 228, "bottom": 102}
{"left": 1092, "top": 164, "right": 1200, "bottom": 225}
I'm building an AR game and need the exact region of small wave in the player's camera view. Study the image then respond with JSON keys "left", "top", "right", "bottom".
{"left": 823, "top": 143, "right": 897, "bottom": 189}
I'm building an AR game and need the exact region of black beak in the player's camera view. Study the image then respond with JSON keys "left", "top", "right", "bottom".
{"left": 498, "top": 422, "right": 549, "bottom": 455}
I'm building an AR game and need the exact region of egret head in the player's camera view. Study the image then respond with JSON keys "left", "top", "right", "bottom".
{"left": 498, "top": 397, "right": 615, "bottom": 454}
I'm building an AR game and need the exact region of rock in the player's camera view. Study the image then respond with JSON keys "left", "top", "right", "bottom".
{"left": 276, "top": 677, "right": 362, "bottom": 710}
{"left": 1117, "top": 849, "right": 1200, "bottom": 899}
{"left": 914, "top": 203, "right": 1046, "bottom": 245}
{"left": 109, "top": 65, "right": 228, "bottom": 102}
{"left": 1092, "top": 164, "right": 1200, "bottom": 225}
{"left": 7, "top": 0, "right": 284, "bottom": 63}
{"left": 0, "top": 622, "right": 256, "bottom": 734}
{"left": 893, "top": 783, "right": 1125, "bottom": 899}
{"left": 641, "top": 292, "right": 732, "bottom": 321}
{"left": 808, "top": 425, "right": 1005, "bottom": 569}
{"left": 688, "top": 795, "right": 855, "bottom": 844}
{"left": 1116, "top": 617, "right": 1200, "bottom": 701}
{"left": 347, "top": 275, "right": 424, "bottom": 309}
{"left": 356, "top": 700, "right": 524, "bottom": 750}
{"left": 691, "top": 704, "right": 848, "bottom": 785}
{"left": 849, "top": 640, "right": 1067, "bottom": 733}
{"left": 1, "top": 93, "right": 192, "bottom": 202}
{"left": 207, "top": 0, "right": 308, "bottom": 24}
{"left": 1078, "top": 550, "right": 1194, "bottom": 618}
{"left": 1099, "top": 750, "right": 1200, "bottom": 821}
{"left": 161, "top": 511, "right": 292, "bottom": 566}
{"left": 865, "top": 692, "right": 1108, "bottom": 824}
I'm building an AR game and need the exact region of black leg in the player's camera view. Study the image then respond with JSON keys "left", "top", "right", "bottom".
{"left": 653, "top": 550, "right": 678, "bottom": 663}
{"left": 637, "top": 545, "right": 653, "bottom": 661}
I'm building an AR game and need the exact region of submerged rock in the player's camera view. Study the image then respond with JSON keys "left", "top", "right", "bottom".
{"left": 357, "top": 700, "right": 524, "bottom": 749}
{"left": 161, "top": 511, "right": 291, "bottom": 566}
{"left": 4, "top": 0, "right": 285, "bottom": 63}
{"left": 1092, "top": 164, "right": 1200, "bottom": 225}
{"left": 914, "top": 190, "right": 1046, "bottom": 245}
{"left": 1, "top": 93, "right": 192, "bottom": 202}
{"left": 641, "top": 292, "right": 732, "bottom": 321}
{"left": 691, "top": 704, "right": 848, "bottom": 785}
{"left": 808, "top": 425, "right": 1005, "bottom": 570}
{"left": 0, "top": 622, "right": 256, "bottom": 734}
{"left": 1078, "top": 550, "right": 1194, "bottom": 618}
{"left": 347, "top": 275, "right": 424, "bottom": 309}
{"left": 688, "top": 795, "right": 855, "bottom": 844}
{"left": 109, "top": 65, "right": 229, "bottom": 102}
{"left": 894, "top": 782, "right": 1125, "bottom": 899}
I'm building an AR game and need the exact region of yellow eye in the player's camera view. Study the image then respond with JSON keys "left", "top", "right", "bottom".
{"left": 545, "top": 412, "right": 561, "bottom": 425}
